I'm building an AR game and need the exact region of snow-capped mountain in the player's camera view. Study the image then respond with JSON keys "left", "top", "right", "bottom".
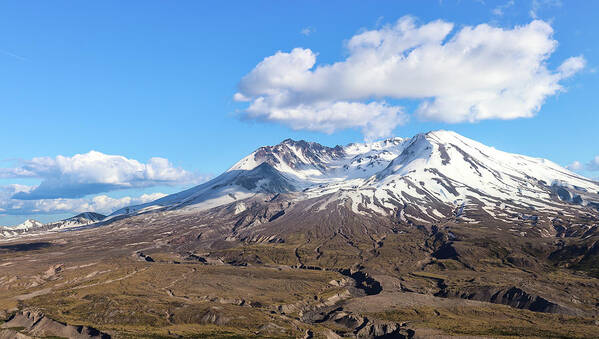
{"left": 109, "top": 137, "right": 409, "bottom": 217}
{"left": 109, "top": 130, "right": 598, "bottom": 231}
{"left": 315, "top": 131, "right": 599, "bottom": 226}
{"left": 229, "top": 137, "right": 407, "bottom": 183}
{"left": 13, "top": 219, "right": 44, "bottom": 231}
{"left": 45, "top": 212, "right": 106, "bottom": 229}
{"left": 0, "top": 212, "right": 106, "bottom": 238}
{"left": 1, "top": 219, "right": 45, "bottom": 238}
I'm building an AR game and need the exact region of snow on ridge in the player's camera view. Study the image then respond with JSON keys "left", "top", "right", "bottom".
{"left": 13, "top": 219, "right": 44, "bottom": 230}
{"left": 228, "top": 136, "right": 410, "bottom": 184}
{"left": 104, "top": 130, "right": 599, "bottom": 224}
{"left": 0, "top": 212, "right": 108, "bottom": 239}
{"left": 296, "top": 130, "right": 599, "bottom": 223}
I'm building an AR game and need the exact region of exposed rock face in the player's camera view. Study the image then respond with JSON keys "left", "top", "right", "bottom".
{"left": 439, "top": 286, "right": 578, "bottom": 315}
{"left": 338, "top": 269, "right": 383, "bottom": 296}
{"left": 249, "top": 138, "right": 346, "bottom": 172}
{"left": 491, "top": 287, "right": 571, "bottom": 314}
{"left": 550, "top": 239, "right": 599, "bottom": 277}
{"left": 1, "top": 309, "right": 111, "bottom": 339}
{"left": 331, "top": 312, "right": 414, "bottom": 338}
{"left": 232, "top": 162, "right": 297, "bottom": 193}
{"left": 135, "top": 252, "right": 155, "bottom": 262}
{"left": 43, "top": 263, "right": 64, "bottom": 279}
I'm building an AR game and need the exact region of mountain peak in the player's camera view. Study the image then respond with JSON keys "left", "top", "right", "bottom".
{"left": 13, "top": 219, "right": 44, "bottom": 230}
{"left": 425, "top": 129, "right": 455, "bottom": 136}
{"left": 229, "top": 137, "right": 346, "bottom": 174}
{"left": 65, "top": 212, "right": 106, "bottom": 222}
{"left": 105, "top": 130, "right": 599, "bottom": 226}
{"left": 426, "top": 129, "right": 475, "bottom": 141}
{"left": 0, "top": 211, "right": 109, "bottom": 239}
{"left": 280, "top": 138, "right": 304, "bottom": 146}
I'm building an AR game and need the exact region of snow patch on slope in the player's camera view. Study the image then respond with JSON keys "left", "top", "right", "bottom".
{"left": 105, "top": 130, "right": 599, "bottom": 226}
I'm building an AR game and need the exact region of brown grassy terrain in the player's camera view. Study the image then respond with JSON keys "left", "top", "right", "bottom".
{"left": 1, "top": 197, "right": 598, "bottom": 338}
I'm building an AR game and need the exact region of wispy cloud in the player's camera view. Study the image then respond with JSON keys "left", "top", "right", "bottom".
{"left": 492, "top": 0, "right": 515, "bottom": 16}
{"left": 530, "top": 0, "right": 562, "bottom": 19}
{"left": 300, "top": 27, "right": 315, "bottom": 36}
{"left": 566, "top": 161, "right": 583, "bottom": 171}
{"left": 587, "top": 156, "right": 599, "bottom": 171}
{"left": 0, "top": 49, "right": 26, "bottom": 61}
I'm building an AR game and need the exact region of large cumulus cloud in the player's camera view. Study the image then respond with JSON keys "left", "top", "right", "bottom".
{"left": 235, "top": 16, "right": 584, "bottom": 139}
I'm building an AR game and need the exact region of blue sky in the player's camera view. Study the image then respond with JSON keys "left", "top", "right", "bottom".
{"left": 1, "top": 0, "right": 598, "bottom": 225}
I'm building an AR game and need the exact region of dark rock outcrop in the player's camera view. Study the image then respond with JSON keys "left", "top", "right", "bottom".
{"left": 338, "top": 269, "right": 382, "bottom": 296}
{"left": 490, "top": 287, "right": 569, "bottom": 314}
{"left": 331, "top": 312, "right": 413, "bottom": 338}
{"left": 439, "top": 286, "right": 578, "bottom": 315}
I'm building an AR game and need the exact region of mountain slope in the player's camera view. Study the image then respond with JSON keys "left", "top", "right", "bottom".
{"left": 13, "top": 219, "right": 44, "bottom": 231}
{"left": 229, "top": 137, "right": 407, "bottom": 183}
{"left": 110, "top": 130, "right": 598, "bottom": 235}
{"left": 0, "top": 212, "right": 106, "bottom": 238}
{"left": 109, "top": 137, "right": 409, "bottom": 217}
{"left": 2, "top": 131, "right": 599, "bottom": 338}
{"left": 109, "top": 162, "right": 298, "bottom": 218}
{"left": 46, "top": 212, "right": 106, "bottom": 229}
{"left": 321, "top": 130, "right": 599, "bottom": 227}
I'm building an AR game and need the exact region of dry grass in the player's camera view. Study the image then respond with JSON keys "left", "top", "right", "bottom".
{"left": 372, "top": 304, "right": 599, "bottom": 338}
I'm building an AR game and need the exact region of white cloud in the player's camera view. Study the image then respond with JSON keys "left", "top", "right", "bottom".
{"left": 566, "top": 161, "right": 583, "bottom": 171}
{"left": 247, "top": 99, "right": 407, "bottom": 140}
{"left": 0, "top": 151, "right": 203, "bottom": 199}
{"left": 587, "top": 156, "right": 599, "bottom": 171}
{"left": 235, "top": 16, "right": 584, "bottom": 139}
{"left": 558, "top": 56, "right": 586, "bottom": 77}
{"left": 0, "top": 184, "right": 168, "bottom": 217}
{"left": 71, "top": 193, "right": 168, "bottom": 214}
{"left": 300, "top": 27, "right": 315, "bottom": 36}
{"left": 493, "top": 0, "right": 515, "bottom": 16}
{"left": 566, "top": 156, "right": 599, "bottom": 172}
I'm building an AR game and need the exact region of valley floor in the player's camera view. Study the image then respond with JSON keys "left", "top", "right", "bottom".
{"left": 0, "top": 211, "right": 598, "bottom": 339}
